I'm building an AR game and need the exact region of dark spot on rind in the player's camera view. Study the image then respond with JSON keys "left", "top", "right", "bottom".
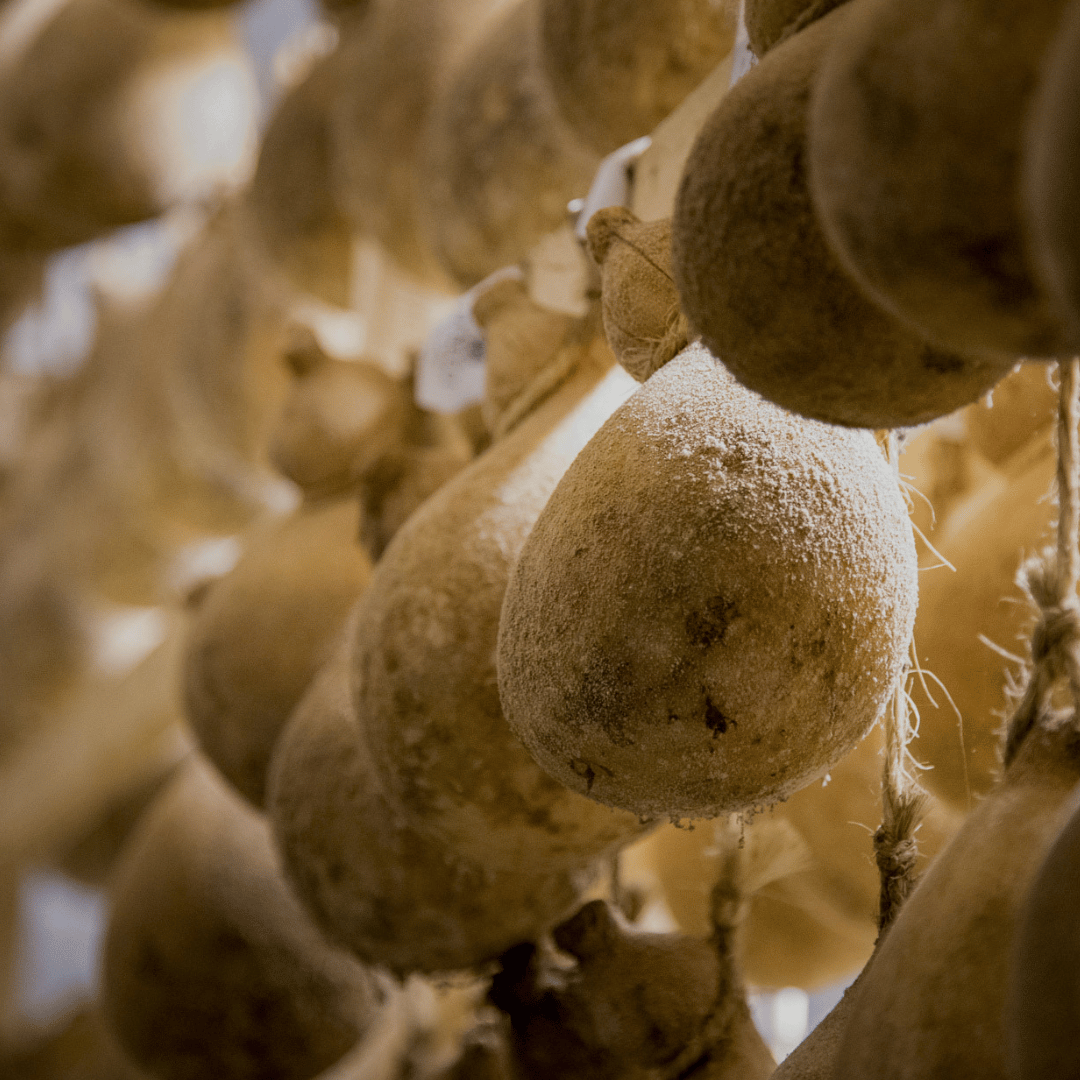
{"left": 921, "top": 348, "right": 966, "bottom": 375}
{"left": 685, "top": 596, "right": 739, "bottom": 649}
{"left": 704, "top": 697, "right": 734, "bottom": 737}
{"left": 570, "top": 758, "right": 613, "bottom": 793}
{"left": 958, "top": 233, "right": 1036, "bottom": 309}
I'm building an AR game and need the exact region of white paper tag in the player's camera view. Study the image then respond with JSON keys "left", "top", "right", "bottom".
{"left": 730, "top": 0, "right": 758, "bottom": 87}
{"left": 414, "top": 297, "right": 486, "bottom": 413}
{"left": 574, "top": 136, "right": 653, "bottom": 244}
{"left": 414, "top": 266, "right": 522, "bottom": 414}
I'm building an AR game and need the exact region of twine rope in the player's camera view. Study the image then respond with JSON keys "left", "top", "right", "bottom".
{"left": 653, "top": 819, "right": 748, "bottom": 1080}
{"left": 874, "top": 432, "right": 927, "bottom": 931}
{"left": 775, "top": 0, "right": 855, "bottom": 49}
{"left": 1004, "top": 357, "right": 1080, "bottom": 764}
{"left": 605, "top": 224, "right": 691, "bottom": 369}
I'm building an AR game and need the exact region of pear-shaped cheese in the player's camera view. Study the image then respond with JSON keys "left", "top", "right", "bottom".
{"left": 270, "top": 630, "right": 600, "bottom": 974}
{"left": 498, "top": 342, "right": 917, "bottom": 819}
{"left": 103, "top": 758, "right": 381, "bottom": 1080}
{"left": 267, "top": 341, "right": 414, "bottom": 504}
{"left": 1025, "top": 0, "right": 1080, "bottom": 345}
{"left": 672, "top": 4, "right": 1011, "bottom": 428}
{"left": 491, "top": 899, "right": 775, "bottom": 1080}
{"left": 0, "top": 206, "right": 294, "bottom": 611}
{"left": 809, "top": 0, "right": 1079, "bottom": 359}
{"left": 416, "top": 0, "right": 599, "bottom": 286}
{"left": 472, "top": 274, "right": 576, "bottom": 434}
{"left": 833, "top": 721, "right": 1080, "bottom": 1080}
{"left": 538, "top": 0, "right": 739, "bottom": 154}
{"left": 1007, "top": 788, "right": 1080, "bottom": 1078}
{"left": 244, "top": 49, "right": 352, "bottom": 307}
{"left": 184, "top": 500, "right": 372, "bottom": 806}
{"left": 351, "top": 344, "right": 646, "bottom": 870}
{"left": 0, "top": 0, "right": 255, "bottom": 251}
{"left": 331, "top": 0, "right": 511, "bottom": 284}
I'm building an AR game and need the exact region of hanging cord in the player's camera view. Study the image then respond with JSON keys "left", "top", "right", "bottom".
{"left": 874, "top": 432, "right": 928, "bottom": 931}
{"left": 650, "top": 819, "right": 749, "bottom": 1080}
{"left": 1003, "top": 358, "right": 1080, "bottom": 765}
{"left": 601, "top": 221, "right": 690, "bottom": 371}
{"left": 774, "top": 0, "right": 855, "bottom": 49}
{"left": 707, "top": 816, "right": 752, "bottom": 956}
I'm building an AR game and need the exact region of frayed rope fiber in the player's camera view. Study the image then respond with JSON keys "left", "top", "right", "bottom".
{"left": 874, "top": 431, "right": 927, "bottom": 931}
{"left": 1005, "top": 358, "right": 1080, "bottom": 765}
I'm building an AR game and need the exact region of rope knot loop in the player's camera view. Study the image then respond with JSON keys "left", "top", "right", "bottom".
{"left": 1030, "top": 598, "right": 1080, "bottom": 674}
{"left": 1007, "top": 353, "right": 1080, "bottom": 766}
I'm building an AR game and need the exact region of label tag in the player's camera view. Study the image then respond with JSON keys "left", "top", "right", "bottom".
{"left": 730, "top": 0, "right": 757, "bottom": 87}
{"left": 414, "top": 266, "right": 521, "bottom": 413}
{"left": 573, "top": 136, "right": 653, "bottom": 243}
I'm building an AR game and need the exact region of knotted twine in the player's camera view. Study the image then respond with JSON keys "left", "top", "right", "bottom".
{"left": 874, "top": 431, "right": 928, "bottom": 931}
{"left": 650, "top": 818, "right": 751, "bottom": 1080}
{"left": 875, "top": 361, "right": 1080, "bottom": 928}
{"left": 774, "top": 0, "right": 855, "bottom": 50}
{"left": 1003, "top": 358, "right": 1080, "bottom": 765}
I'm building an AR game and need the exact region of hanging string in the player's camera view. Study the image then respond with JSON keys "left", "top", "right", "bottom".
{"left": 652, "top": 817, "right": 748, "bottom": 1080}
{"left": 1004, "top": 357, "right": 1080, "bottom": 764}
{"left": 1058, "top": 359, "right": 1080, "bottom": 596}
{"left": 874, "top": 432, "right": 927, "bottom": 931}
{"left": 775, "top": 0, "right": 856, "bottom": 48}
